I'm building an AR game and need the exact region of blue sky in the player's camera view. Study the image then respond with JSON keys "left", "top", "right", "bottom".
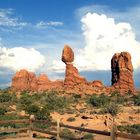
{"left": 0, "top": 0, "right": 140, "bottom": 88}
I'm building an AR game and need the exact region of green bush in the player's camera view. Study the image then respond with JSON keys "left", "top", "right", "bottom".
{"left": 41, "top": 91, "right": 68, "bottom": 111}
{"left": 118, "top": 124, "right": 140, "bottom": 134}
{"left": 100, "top": 102, "right": 120, "bottom": 116}
{"left": 18, "top": 93, "right": 32, "bottom": 110}
{"left": 133, "top": 94, "right": 140, "bottom": 106}
{"left": 88, "top": 93, "right": 110, "bottom": 107}
{"left": 35, "top": 107, "right": 51, "bottom": 121}
{"left": 0, "top": 93, "right": 12, "bottom": 103}
{"left": 82, "top": 133, "right": 94, "bottom": 140}
{"left": 60, "top": 128, "right": 76, "bottom": 139}
{"left": 110, "top": 90, "right": 128, "bottom": 104}
{"left": 26, "top": 104, "right": 39, "bottom": 115}
{"left": 0, "top": 106, "right": 7, "bottom": 115}
{"left": 67, "top": 117, "right": 76, "bottom": 122}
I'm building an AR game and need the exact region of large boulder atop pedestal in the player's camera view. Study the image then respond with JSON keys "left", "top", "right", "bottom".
{"left": 111, "top": 52, "right": 135, "bottom": 92}
{"left": 62, "top": 45, "right": 74, "bottom": 63}
{"left": 62, "top": 45, "right": 87, "bottom": 87}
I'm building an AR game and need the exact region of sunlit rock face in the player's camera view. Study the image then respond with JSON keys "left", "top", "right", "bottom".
{"left": 11, "top": 46, "right": 135, "bottom": 95}
{"left": 111, "top": 52, "right": 135, "bottom": 93}
{"left": 62, "top": 45, "right": 74, "bottom": 64}
{"left": 12, "top": 70, "right": 63, "bottom": 91}
{"left": 12, "top": 69, "right": 38, "bottom": 91}
{"left": 62, "top": 45, "right": 87, "bottom": 87}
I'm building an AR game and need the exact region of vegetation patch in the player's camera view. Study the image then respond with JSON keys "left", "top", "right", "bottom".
{"left": 118, "top": 124, "right": 140, "bottom": 134}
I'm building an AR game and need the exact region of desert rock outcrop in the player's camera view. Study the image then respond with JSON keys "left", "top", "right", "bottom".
{"left": 62, "top": 45, "right": 87, "bottom": 87}
{"left": 11, "top": 46, "right": 135, "bottom": 94}
{"left": 62, "top": 45, "right": 74, "bottom": 63}
{"left": 12, "top": 70, "right": 63, "bottom": 91}
{"left": 12, "top": 69, "right": 38, "bottom": 91}
{"left": 111, "top": 52, "right": 135, "bottom": 92}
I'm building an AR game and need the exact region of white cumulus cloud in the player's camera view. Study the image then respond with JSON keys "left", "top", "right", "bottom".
{"left": 75, "top": 13, "right": 140, "bottom": 71}
{"left": 0, "top": 46, "right": 45, "bottom": 72}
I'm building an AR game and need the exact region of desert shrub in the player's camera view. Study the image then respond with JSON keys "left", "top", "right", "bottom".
{"left": 132, "top": 94, "right": 140, "bottom": 106}
{"left": 0, "top": 113, "right": 28, "bottom": 120}
{"left": 35, "top": 106, "right": 51, "bottom": 121}
{"left": 0, "top": 92, "right": 12, "bottom": 103}
{"left": 88, "top": 93, "right": 110, "bottom": 107}
{"left": 60, "top": 128, "right": 76, "bottom": 139}
{"left": 100, "top": 102, "right": 120, "bottom": 116}
{"left": 26, "top": 104, "right": 39, "bottom": 115}
{"left": 0, "top": 106, "right": 7, "bottom": 115}
{"left": 82, "top": 133, "right": 94, "bottom": 140}
{"left": 67, "top": 117, "right": 76, "bottom": 122}
{"left": 42, "top": 91, "right": 68, "bottom": 111}
{"left": 18, "top": 93, "right": 32, "bottom": 110}
{"left": 110, "top": 91, "right": 126, "bottom": 104}
{"left": 73, "top": 94, "right": 81, "bottom": 99}
{"left": 72, "top": 94, "right": 81, "bottom": 102}
{"left": 118, "top": 124, "right": 140, "bottom": 134}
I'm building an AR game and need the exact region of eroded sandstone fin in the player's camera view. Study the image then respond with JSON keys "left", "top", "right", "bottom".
{"left": 111, "top": 52, "right": 135, "bottom": 92}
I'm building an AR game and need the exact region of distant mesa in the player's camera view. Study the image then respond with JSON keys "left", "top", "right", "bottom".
{"left": 11, "top": 45, "right": 135, "bottom": 94}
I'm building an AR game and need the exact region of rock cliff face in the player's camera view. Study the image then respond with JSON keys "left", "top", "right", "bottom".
{"left": 11, "top": 45, "right": 135, "bottom": 94}
{"left": 12, "top": 70, "right": 63, "bottom": 91}
{"left": 12, "top": 69, "right": 38, "bottom": 91}
{"left": 111, "top": 52, "right": 135, "bottom": 92}
{"left": 62, "top": 45, "right": 87, "bottom": 87}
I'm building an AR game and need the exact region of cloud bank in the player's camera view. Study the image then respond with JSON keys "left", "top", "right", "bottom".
{"left": 0, "top": 46, "right": 45, "bottom": 72}
{"left": 75, "top": 13, "right": 140, "bottom": 71}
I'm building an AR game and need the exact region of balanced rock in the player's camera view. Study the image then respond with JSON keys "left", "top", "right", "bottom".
{"left": 111, "top": 52, "right": 135, "bottom": 92}
{"left": 62, "top": 45, "right": 87, "bottom": 87}
{"left": 62, "top": 45, "right": 74, "bottom": 63}
{"left": 64, "top": 63, "right": 87, "bottom": 86}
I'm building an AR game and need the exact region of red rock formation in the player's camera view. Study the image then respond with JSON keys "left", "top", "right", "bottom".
{"left": 62, "top": 45, "right": 87, "bottom": 87}
{"left": 62, "top": 45, "right": 74, "bottom": 63}
{"left": 91, "top": 80, "right": 103, "bottom": 88}
{"left": 111, "top": 52, "right": 135, "bottom": 92}
{"left": 64, "top": 63, "right": 87, "bottom": 86}
{"left": 11, "top": 47, "right": 135, "bottom": 94}
{"left": 37, "top": 74, "right": 51, "bottom": 90}
{"left": 12, "top": 70, "right": 63, "bottom": 91}
{"left": 37, "top": 74, "right": 63, "bottom": 91}
{"left": 12, "top": 69, "right": 37, "bottom": 91}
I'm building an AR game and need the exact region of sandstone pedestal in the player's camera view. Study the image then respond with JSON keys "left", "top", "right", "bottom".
{"left": 62, "top": 45, "right": 87, "bottom": 87}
